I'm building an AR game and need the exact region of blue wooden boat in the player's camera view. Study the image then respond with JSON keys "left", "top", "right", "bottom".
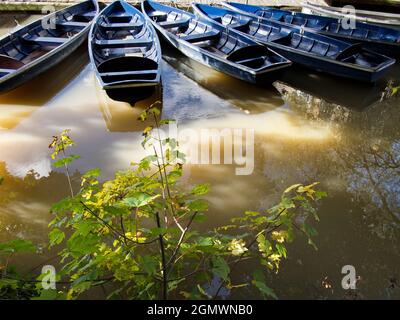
{"left": 89, "top": 0, "right": 161, "bottom": 97}
{"left": 193, "top": 4, "right": 395, "bottom": 83}
{"left": 223, "top": 2, "right": 400, "bottom": 58}
{"left": 141, "top": 0, "right": 292, "bottom": 84}
{"left": 0, "top": 0, "right": 99, "bottom": 94}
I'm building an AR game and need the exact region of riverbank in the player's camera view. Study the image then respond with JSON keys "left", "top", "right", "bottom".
{"left": 0, "top": 0, "right": 329, "bottom": 12}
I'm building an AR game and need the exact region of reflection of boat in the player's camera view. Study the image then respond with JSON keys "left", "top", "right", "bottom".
{"left": 89, "top": 0, "right": 162, "bottom": 103}
{"left": 0, "top": 0, "right": 98, "bottom": 93}
{"left": 0, "top": 44, "right": 89, "bottom": 129}
{"left": 142, "top": 0, "right": 291, "bottom": 84}
{"left": 223, "top": 2, "right": 400, "bottom": 58}
{"left": 277, "top": 64, "right": 387, "bottom": 110}
{"left": 193, "top": 3, "right": 396, "bottom": 83}
{"left": 302, "top": 2, "right": 400, "bottom": 28}
{"left": 96, "top": 80, "right": 162, "bottom": 132}
{"left": 162, "top": 45, "right": 284, "bottom": 114}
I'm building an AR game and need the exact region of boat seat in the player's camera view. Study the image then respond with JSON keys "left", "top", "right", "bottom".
{"left": 226, "top": 45, "right": 269, "bottom": 63}
{"left": 148, "top": 11, "right": 168, "bottom": 22}
{"left": 75, "top": 12, "right": 96, "bottom": 20}
{"left": 268, "top": 31, "right": 291, "bottom": 42}
{"left": 56, "top": 21, "right": 88, "bottom": 28}
{"left": 99, "top": 21, "right": 143, "bottom": 30}
{"left": 335, "top": 43, "right": 363, "bottom": 60}
{"left": 26, "top": 36, "right": 68, "bottom": 46}
{"left": 159, "top": 18, "right": 190, "bottom": 29}
{"left": 181, "top": 30, "right": 220, "bottom": 43}
{"left": 229, "top": 19, "right": 251, "bottom": 30}
{"left": 100, "top": 70, "right": 158, "bottom": 77}
{"left": 94, "top": 38, "right": 153, "bottom": 48}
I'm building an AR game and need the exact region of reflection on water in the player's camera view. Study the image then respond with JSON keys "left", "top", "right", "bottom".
{"left": 162, "top": 45, "right": 284, "bottom": 114}
{"left": 0, "top": 16, "right": 400, "bottom": 298}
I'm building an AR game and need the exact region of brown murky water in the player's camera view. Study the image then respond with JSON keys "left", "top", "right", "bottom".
{"left": 1, "top": 14, "right": 400, "bottom": 300}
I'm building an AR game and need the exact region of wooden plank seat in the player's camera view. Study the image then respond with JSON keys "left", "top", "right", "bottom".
{"left": 94, "top": 38, "right": 153, "bottom": 48}
{"left": 229, "top": 20, "right": 251, "bottom": 30}
{"left": 100, "top": 70, "right": 158, "bottom": 77}
{"left": 181, "top": 30, "right": 220, "bottom": 43}
{"left": 148, "top": 11, "right": 168, "bottom": 21}
{"left": 99, "top": 21, "right": 143, "bottom": 30}
{"left": 56, "top": 21, "right": 89, "bottom": 28}
{"left": 159, "top": 18, "right": 190, "bottom": 29}
{"left": 74, "top": 12, "right": 96, "bottom": 21}
{"left": 25, "top": 36, "right": 68, "bottom": 46}
{"left": 334, "top": 43, "right": 363, "bottom": 60}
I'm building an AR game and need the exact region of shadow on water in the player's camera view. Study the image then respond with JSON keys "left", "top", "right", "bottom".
{"left": 104, "top": 85, "right": 161, "bottom": 105}
{"left": 162, "top": 43, "right": 285, "bottom": 114}
{"left": 96, "top": 82, "right": 162, "bottom": 132}
{"left": 0, "top": 45, "right": 89, "bottom": 130}
{"left": 0, "top": 44, "right": 89, "bottom": 107}
{"left": 277, "top": 64, "right": 393, "bottom": 111}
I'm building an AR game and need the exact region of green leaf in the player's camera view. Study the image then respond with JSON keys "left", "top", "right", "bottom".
{"left": 32, "top": 289, "right": 59, "bottom": 300}
{"left": 252, "top": 270, "right": 277, "bottom": 299}
{"left": 83, "top": 168, "right": 101, "bottom": 178}
{"left": 284, "top": 184, "right": 302, "bottom": 194}
{"left": 275, "top": 243, "right": 287, "bottom": 259}
{"left": 52, "top": 155, "right": 80, "bottom": 168}
{"left": 0, "top": 239, "right": 36, "bottom": 254}
{"left": 0, "top": 176, "right": 4, "bottom": 185}
{"left": 123, "top": 192, "right": 159, "bottom": 208}
{"left": 192, "top": 213, "right": 207, "bottom": 222}
{"left": 49, "top": 228, "right": 65, "bottom": 246}
{"left": 257, "top": 234, "right": 272, "bottom": 256}
{"left": 191, "top": 184, "right": 210, "bottom": 196}
{"left": 211, "top": 256, "right": 230, "bottom": 281}
{"left": 141, "top": 255, "right": 158, "bottom": 275}
{"left": 244, "top": 211, "right": 260, "bottom": 217}
{"left": 187, "top": 199, "right": 208, "bottom": 212}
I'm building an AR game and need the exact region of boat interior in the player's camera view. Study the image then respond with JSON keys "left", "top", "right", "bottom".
{"left": 144, "top": 2, "right": 288, "bottom": 70}
{"left": 0, "top": 0, "right": 96, "bottom": 79}
{"left": 92, "top": 1, "right": 160, "bottom": 85}
{"left": 197, "top": 5, "right": 391, "bottom": 68}
{"left": 225, "top": 3, "right": 400, "bottom": 44}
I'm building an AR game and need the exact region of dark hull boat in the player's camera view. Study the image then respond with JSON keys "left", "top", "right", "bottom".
{"left": 222, "top": 2, "right": 400, "bottom": 58}
{"left": 89, "top": 0, "right": 161, "bottom": 103}
{"left": 141, "top": 0, "right": 291, "bottom": 84}
{"left": 0, "top": 0, "right": 99, "bottom": 94}
{"left": 193, "top": 4, "right": 395, "bottom": 83}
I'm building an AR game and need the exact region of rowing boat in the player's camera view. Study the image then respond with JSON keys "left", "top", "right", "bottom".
{"left": 141, "top": 0, "right": 292, "bottom": 84}
{"left": 193, "top": 3, "right": 395, "bottom": 83}
{"left": 89, "top": 0, "right": 161, "bottom": 102}
{"left": 222, "top": 1, "right": 400, "bottom": 57}
{"left": 0, "top": 0, "right": 99, "bottom": 94}
{"left": 301, "top": 2, "right": 400, "bottom": 28}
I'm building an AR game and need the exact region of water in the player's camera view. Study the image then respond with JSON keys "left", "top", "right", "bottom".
{"left": 1, "top": 15, "right": 400, "bottom": 300}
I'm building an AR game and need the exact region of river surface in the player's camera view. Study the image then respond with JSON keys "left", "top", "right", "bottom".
{"left": 1, "top": 14, "right": 400, "bottom": 299}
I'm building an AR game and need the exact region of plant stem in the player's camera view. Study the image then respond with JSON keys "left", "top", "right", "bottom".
{"left": 155, "top": 211, "right": 167, "bottom": 300}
